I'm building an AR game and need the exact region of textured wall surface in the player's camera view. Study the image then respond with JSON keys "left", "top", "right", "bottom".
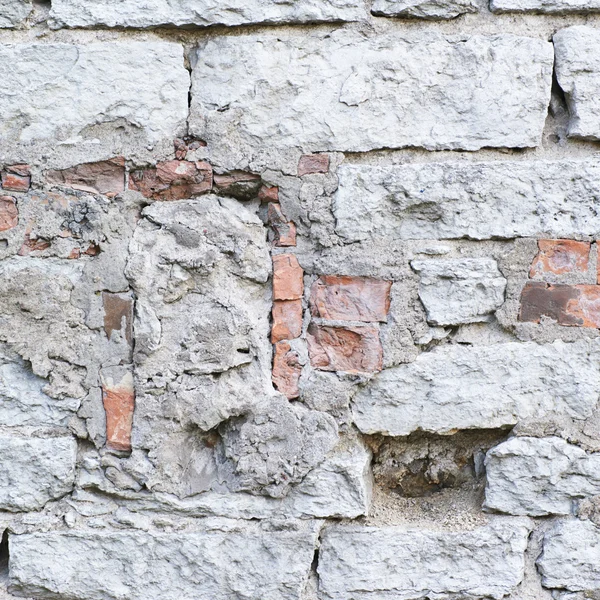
{"left": 1, "top": 0, "right": 600, "bottom": 599}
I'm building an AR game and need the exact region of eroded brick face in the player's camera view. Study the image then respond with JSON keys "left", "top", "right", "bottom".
{"left": 267, "top": 203, "right": 296, "bottom": 247}
{"left": 272, "top": 340, "right": 302, "bottom": 399}
{"left": 271, "top": 300, "right": 303, "bottom": 343}
{"left": 46, "top": 157, "right": 125, "bottom": 197}
{"left": 129, "top": 160, "right": 213, "bottom": 200}
{"left": 0, "top": 196, "right": 18, "bottom": 231}
{"left": 102, "top": 292, "right": 134, "bottom": 347}
{"left": 310, "top": 276, "right": 392, "bottom": 322}
{"left": 100, "top": 368, "right": 135, "bottom": 452}
{"left": 529, "top": 239, "right": 591, "bottom": 277}
{"left": 520, "top": 282, "right": 600, "bottom": 328}
{"left": 298, "top": 154, "right": 330, "bottom": 176}
{"left": 272, "top": 254, "right": 303, "bottom": 300}
{"left": 307, "top": 323, "right": 383, "bottom": 374}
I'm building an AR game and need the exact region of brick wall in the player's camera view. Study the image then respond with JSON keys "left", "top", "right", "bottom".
{"left": 1, "top": 1, "right": 600, "bottom": 599}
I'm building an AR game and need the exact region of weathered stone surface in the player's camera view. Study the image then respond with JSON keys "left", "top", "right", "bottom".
{"left": 49, "top": 0, "right": 367, "bottom": 28}
{"left": 218, "top": 396, "right": 338, "bottom": 498}
{"left": 555, "top": 27, "right": 600, "bottom": 141}
{"left": 9, "top": 521, "right": 320, "bottom": 600}
{"left": 334, "top": 160, "right": 600, "bottom": 242}
{"left": 493, "top": 0, "right": 600, "bottom": 11}
{"left": 273, "top": 254, "right": 303, "bottom": 301}
{"left": 271, "top": 300, "right": 303, "bottom": 343}
{"left": 0, "top": 196, "right": 17, "bottom": 232}
{"left": 0, "top": 43, "right": 189, "bottom": 153}
{"left": 538, "top": 520, "right": 600, "bottom": 594}
{"left": 0, "top": 436, "right": 76, "bottom": 511}
{"left": 190, "top": 31, "right": 553, "bottom": 159}
{"left": 272, "top": 341, "right": 302, "bottom": 399}
{"left": 485, "top": 436, "right": 600, "bottom": 516}
{"left": 307, "top": 324, "right": 383, "bottom": 374}
{"left": 0, "top": 0, "right": 31, "bottom": 28}
{"left": 353, "top": 340, "right": 600, "bottom": 436}
{"left": 318, "top": 519, "right": 532, "bottom": 600}
{"left": 46, "top": 158, "right": 126, "bottom": 197}
{"left": 411, "top": 258, "right": 507, "bottom": 326}
{"left": 213, "top": 171, "right": 261, "bottom": 200}
{"left": 530, "top": 240, "right": 590, "bottom": 277}
{"left": 372, "top": 0, "right": 477, "bottom": 19}
{"left": 100, "top": 366, "right": 134, "bottom": 452}
{"left": 519, "top": 283, "right": 600, "bottom": 328}
{"left": 310, "top": 276, "right": 391, "bottom": 322}
{"left": 129, "top": 160, "right": 213, "bottom": 201}
{"left": 0, "top": 345, "right": 79, "bottom": 427}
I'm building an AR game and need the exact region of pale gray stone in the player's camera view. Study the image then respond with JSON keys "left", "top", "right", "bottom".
{"left": 555, "top": 27, "right": 600, "bottom": 141}
{"left": 190, "top": 31, "right": 553, "bottom": 162}
{"left": 0, "top": 346, "right": 78, "bottom": 427}
{"left": 353, "top": 340, "right": 600, "bottom": 436}
{"left": 485, "top": 437, "right": 600, "bottom": 516}
{"left": 218, "top": 396, "right": 339, "bottom": 498}
{"left": 0, "top": 436, "right": 76, "bottom": 511}
{"left": 372, "top": 0, "right": 477, "bottom": 19}
{"left": 492, "top": 0, "right": 600, "bottom": 12}
{"left": 538, "top": 520, "right": 600, "bottom": 594}
{"left": 411, "top": 258, "right": 507, "bottom": 326}
{"left": 0, "top": 43, "right": 189, "bottom": 154}
{"left": 9, "top": 521, "right": 320, "bottom": 600}
{"left": 0, "top": 0, "right": 31, "bottom": 27}
{"left": 334, "top": 159, "right": 600, "bottom": 242}
{"left": 50, "top": 0, "right": 366, "bottom": 28}
{"left": 318, "top": 519, "right": 532, "bottom": 600}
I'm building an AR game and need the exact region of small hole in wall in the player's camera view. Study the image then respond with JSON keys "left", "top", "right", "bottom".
{"left": 0, "top": 530, "right": 9, "bottom": 582}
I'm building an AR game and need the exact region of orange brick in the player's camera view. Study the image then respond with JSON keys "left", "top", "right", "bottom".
{"left": 273, "top": 254, "right": 303, "bottom": 300}
{"left": 272, "top": 341, "right": 302, "bottom": 399}
{"left": 271, "top": 300, "right": 303, "bottom": 343}
{"left": 530, "top": 239, "right": 590, "bottom": 277}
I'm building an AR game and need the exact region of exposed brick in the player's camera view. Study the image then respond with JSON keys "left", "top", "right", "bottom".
{"left": 273, "top": 254, "right": 303, "bottom": 301}
{"left": 0, "top": 196, "right": 18, "bottom": 231}
{"left": 310, "top": 275, "right": 392, "bottom": 322}
{"left": 298, "top": 154, "right": 330, "bottom": 176}
{"left": 17, "top": 234, "right": 51, "bottom": 256}
{"left": 102, "top": 292, "right": 134, "bottom": 347}
{"left": 46, "top": 157, "right": 125, "bottom": 197}
{"left": 271, "top": 300, "right": 303, "bottom": 343}
{"left": 100, "top": 367, "right": 135, "bottom": 452}
{"left": 530, "top": 239, "right": 590, "bottom": 277}
{"left": 174, "top": 137, "right": 207, "bottom": 160}
{"left": 213, "top": 170, "right": 262, "bottom": 200}
{"left": 129, "top": 160, "right": 213, "bottom": 200}
{"left": 1, "top": 170, "right": 30, "bottom": 192}
{"left": 307, "top": 323, "right": 383, "bottom": 374}
{"left": 258, "top": 185, "right": 279, "bottom": 203}
{"left": 519, "top": 282, "right": 600, "bottom": 328}
{"left": 268, "top": 203, "right": 296, "bottom": 247}
{"left": 272, "top": 341, "right": 302, "bottom": 399}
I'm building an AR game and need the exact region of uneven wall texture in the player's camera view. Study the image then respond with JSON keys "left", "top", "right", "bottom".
{"left": 2, "top": 0, "right": 600, "bottom": 599}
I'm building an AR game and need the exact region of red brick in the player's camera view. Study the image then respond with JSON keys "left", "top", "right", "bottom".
{"left": 272, "top": 341, "right": 302, "bottom": 399}
{"left": 530, "top": 239, "right": 590, "bottom": 277}
{"left": 6, "top": 164, "right": 30, "bottom": 178}
{"left": 519, "top": 282, "right": 600, "bottom": 328}
{"left": 310, "top": 275, "right": 392, "bottom": 322}
{"left": 129, "top": 160, "right": 212, "bottom": 200}
{"left": 298, "top": 154, "right": 330, "bottom": 176}
{"left": 1, "top": 171, "right": 30, "bottom": 192}
{"left": 101, "top": 369, "right": 135, "bottom": 452}
{"left": 102, "top": 292, "right": 134, "bottom": 348}
{"left": 46, "top": 157, "right": 125, "bottom": 197}
{"left": 307, "top": 323, "right": 383, "bottom": 374}
{"left": 17, "top": 234, "right": 50, "bottom": 256}
{"left": 174, "top": 137, "right": 206, "bottom": 160}
{"left": 271, "top": 299, "right": 303, "bottom": 343}
{"left": 258, "top": 185, "right": 279, "bottom": 203}
{"left": 0, "top": 196, "right": 18, "bottom": 231}
{"left": 267, "top": 203, "right": 296, "bottom": 247}
{"left": 273, "top": 254, "right": 303, "bottom": 300}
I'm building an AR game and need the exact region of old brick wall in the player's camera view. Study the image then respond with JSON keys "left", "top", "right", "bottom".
{"left": 1, "top": 0, "right": 600, "bottom": 599}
